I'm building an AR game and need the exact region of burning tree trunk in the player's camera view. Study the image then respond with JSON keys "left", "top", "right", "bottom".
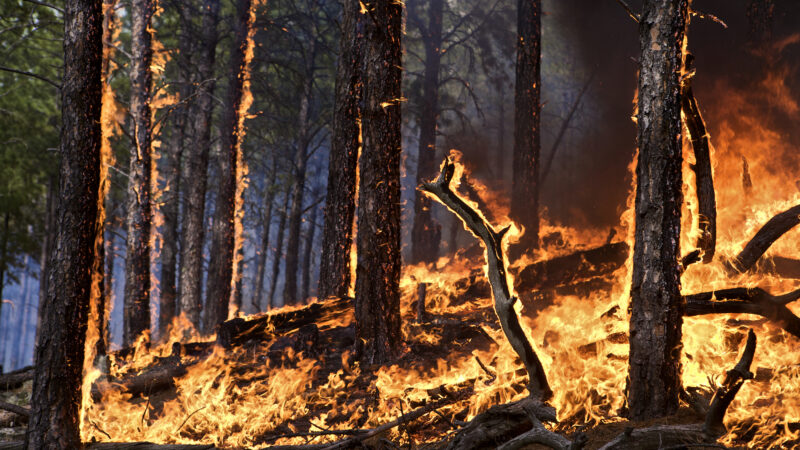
{"left": 178, "top": 0, "right": 220, "bottom": 329}
{"left": 204, "top": 0, "right": 254, "bottom": 331}
{"left": 627, "top": 0, "right": 688, "bottom": 420}
{"left": 511, "top": 0, "right": 541, "bottom": 253}
{"left": 409, "top": 0, "right": 444, "bottom": 265}
{"left": 252, "top": 154, "right": 277, "bottom": 311}
{"left": 283, "top": 40, "right": 317, "bottom": 306}
{"left": 26, "top": 0, "right": 102, "bottom": 444}
{"left": 318, "top": 0, "right": 363, "bottom": 300}
{"left": 354, "top": 0, "right": 403, "bottom": 365}
{"left": 123, "top": 0, "right": 155, "bottom": 346}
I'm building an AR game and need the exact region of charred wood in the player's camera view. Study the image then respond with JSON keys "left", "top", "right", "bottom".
{"left": 704, "top": 329, "right": 756, "bottom": 437}
{"left": 727, "top": 203, "right": 800, "bottom": 274}
{"left": 515, "top": 242, "right": 628, "bottom": 294}
{"left": 422, "top": 155, "right": 551, "bottom": 399}
{"left": 444, "top": 398, "right": 557, "bottom": 450}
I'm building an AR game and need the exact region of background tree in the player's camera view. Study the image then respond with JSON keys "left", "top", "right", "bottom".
{"left": 25, "top": 0, "right": 102, "bottom": 444}
{"left": 354, "top": 0, "right": 403, "bottom": 365}
{"left": 627, "top": 0, "right": 688, "bottom": 420}
{"left": 123, "top": 0, "right": 155, "bottom": 346}
{"left": 511, "top": 0, "right": 542, "bottom": 253}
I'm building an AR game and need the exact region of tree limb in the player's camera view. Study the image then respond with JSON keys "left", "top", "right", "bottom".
{"left": 704, "top": 329, "right": 756, "bottom": 437}
{"left": 0, "top": 65, "right": 60, "bottom": 89}
{"left": 421, "top": 155, "right": 551, "bottom": 399}
{"left": 727, "top": 203, "right": 800, "bottom": 274}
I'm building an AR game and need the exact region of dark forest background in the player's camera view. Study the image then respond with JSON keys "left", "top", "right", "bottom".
{"left": 1, "top": 0, "right": 798, "bottom": 371}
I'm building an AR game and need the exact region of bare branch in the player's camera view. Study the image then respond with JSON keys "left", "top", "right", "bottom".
{"left": 0, "top": 65, "right": 60, "bottom": 89}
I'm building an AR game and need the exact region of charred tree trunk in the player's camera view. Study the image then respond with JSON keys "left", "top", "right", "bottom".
{"left": 122, "top": 0, "right": 155, "bottom": 346}
{"left": 203, "top": 0, "right": 252, "bottom": 332}
{"left": 158, "top": 10, "right": 193, "bottom": 338}
{"left": 410, "top": 0, "right": 444, "bottom": 264}
{"left": 25, "top": 0, "right": 103, "bottom": 444}
{"left": 627, "top": 0, "right": 688, "bottom": 420}
{"left": 354, "top": 0, "right": 403, "bottom": 365}
{"left": 283, "top": 41, "right": 317, "bottom": 306}
{"left": 318, "top": 0, "right": 363, "bottom": 300}
{"left": 268, "top": 188, "right": 291, "bottom": 309}
{"left": 252, "top": 155, "right": 277, "bottom": 311}
{"left": 301, "top": 199, "right": 320, "bottom": 302}
{"left": 178, "top": 0, "right": 220, "bottom": 329}
{"left": 511, "top": 0, "right": 541, "bottom": 253}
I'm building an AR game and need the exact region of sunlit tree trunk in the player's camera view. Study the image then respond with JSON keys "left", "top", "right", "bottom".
{"left": 318, "top": 0, "right": 363, "bottom": 300}
{"left": 627, "top": 0, "right": 688, "bottom": 421}
{"left": 25, "top": 0, "right": 102, "bottom": 443}
{"left": 252, "top": 154, "right": 277, "bottom": 311}
{"left": 283, "top": 41, "right": 317, "bottom": 306}
{"left": 122, "top": 0, "right": 155, "bottom": 346}
{"left": 178, "top": 0, "right": 220, "bottom": 330}
{"left": 410, "top": 0, "right": 444, "bottom": 265}
{"left": 204, "top": 0, "right": 253, "bottom": 332}
{"left": 511, "top": 0, "right": 541, "bottom": 253}
{"left": 354, "top": 0, "right": 403, "bottom": 365}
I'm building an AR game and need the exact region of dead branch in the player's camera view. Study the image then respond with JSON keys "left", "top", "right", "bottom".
{"left": 444, "top": 398, "right": 557, "bottom": 450}
{"left": 727, "top": 203, "right": 800, "bottom": 274}
{"left": 685, "top": 287, "right": 800, "bottom": 339}
{"left": 682, "top": 71, "right": 717, "bottom": 263}
{"left": 497, "top": 401, "right": 586, "bottom": 450}
{"left": 421, "top": 155, "right": 551, "bottom": 399}
{"left": 704, "top": 329, "right": 756, "bottom": 437}
{"left": 0, "top": 401, "right": 29, "bottom": 418}
{"left": 0, "top": 365, "right": 33, "bottom": 391}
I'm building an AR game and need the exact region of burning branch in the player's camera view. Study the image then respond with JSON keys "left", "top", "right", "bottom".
{"left": 727, "top": 203, "right": 800, "bottom": 274}
{"left": 704, "top": 329, "right": 756, "bottom": 437}
{"left": 421, "top": 155, "right": 551, "bottom": 400}
{"left": 685, "top": 287, "right": 800, "bottom": 339}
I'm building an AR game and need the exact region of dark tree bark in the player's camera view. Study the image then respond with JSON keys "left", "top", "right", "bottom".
{"left": 122, "top": 0, "right": 155, "bottom": 346}
{"left": 318, "top": 0, "right": 363, "bottom": 300}
{"left": 268, "top": 188, "right": 291, "bottom": 309}
{"left": 25, "top": 0, "right": 103, "bottom": 445}
{"left": 34, "top": 175, "right": 58, "bottom": 360}
{"left": 301, "top": 200, "right": 320, "bottom": 302}
{"left": 178, "top": 0, "right": 220, "bottom": 329}
{"left": 511, "top": 0, "right": 541, "bottom": 253}
{"left": 283, "top": 40, "right": 317, "bottom": 306}
{"left": 252, "top": 155, "right": 277, "bottom": 311}
{"left": 409, "top": 0, "right": 444, "bottom": 264}
{"left": 203, "top": 0, "right": 252, "bottom": 332}
{"left": 627, "top": 0, "right": 688, "bottom": 420}
{"left": 354, "top": 0, "right": 403, "bottom": 365}
{"left": 158, "top": 10, "right": 193, "bottom": 338}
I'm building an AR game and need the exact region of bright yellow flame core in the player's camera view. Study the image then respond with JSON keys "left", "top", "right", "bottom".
{"left": 83, "top": 62, "right": 800, "bottom": 447}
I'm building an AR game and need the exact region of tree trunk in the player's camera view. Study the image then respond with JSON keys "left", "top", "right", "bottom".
{"left": 283, "top": 41, "right": 317, "bottom": 306}
{"left": 204, "top": 0, "right": 253, "bottom": 332}
{"left": 318, "top": 0, "right": 363, "bottom": 300}
{"left": 627, "top": 0, "right": 688, "bottom": 420}
{"left": 0, "top": 212, "right": 9, "bottom": 366}
{"left": 268, "top": 188, "right": 291, "bottom": 309}
{"left": 354, "top": 0, "right": 403, "bottom": 365}
{"left": 25, "top": 0, "right": 103, "bottom": 444}
{"left": 34, "top": 175, "right": 57, "bottom": 361}
{"left": 511, "top": 0, "right": 541, "bottom": 253}
{"left": 252, "top": 154, "right": 277, "bottom": 312}
{"left": 122, "top": 0, "right": 155, "bottom": 346}
{"left": 178, "top": 0, "right": 220, "bottom": 330}
{"left": 409, "top": 0, "right": 444, "bottom": 265}
{"left": 158, "top": 13, "right": 192, "bottom": 338}
{"left": 301, "top": 200, "right": 320, "bottom": 302}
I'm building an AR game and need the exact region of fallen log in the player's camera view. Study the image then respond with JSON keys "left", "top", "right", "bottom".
{"left": 422, "top": 155, "right": 551, "bottom": 399}
{"left": 685, "top": 287, "right": 800, "bottom": 339}
{"left": 0, "top": 365, "right": 33, "bottom": 391}
{"left": 0, "top": 401, "right": 29, "bottom": 418}
{"left": 727, "top": 203, "right": 800, "bottom": 274}
{"left": 216, "top": 296, "right": 352, "bottom": 348}
{"left": 682, "top": 63, "right": 717, "bottom": 264}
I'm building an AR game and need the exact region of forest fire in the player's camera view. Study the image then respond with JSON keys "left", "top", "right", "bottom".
{"left": 2, "top": 0, "right": 800, "bottom": 449}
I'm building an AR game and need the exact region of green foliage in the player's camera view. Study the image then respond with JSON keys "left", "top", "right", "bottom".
{"left": 0, "top": 0, "right": 62, "bottom": 284}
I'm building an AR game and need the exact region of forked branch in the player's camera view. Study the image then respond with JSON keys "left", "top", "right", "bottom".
{"left": 421, "top": 155, "right": 551, "bottom": 400}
